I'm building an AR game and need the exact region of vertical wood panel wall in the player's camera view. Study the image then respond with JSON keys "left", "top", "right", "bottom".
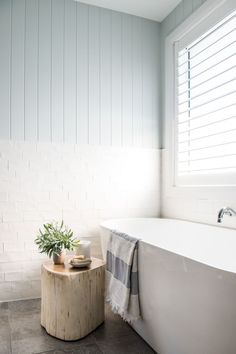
{"left": 161, "top": 0, "right": 206, "bottom": 38}
{"left": 0, "top": 0, "right": 161, "bottom": 148}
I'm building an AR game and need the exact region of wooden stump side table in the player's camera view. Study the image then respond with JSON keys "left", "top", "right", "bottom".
{"left": 41, "top": 257, "right": 105, "bottom": 341}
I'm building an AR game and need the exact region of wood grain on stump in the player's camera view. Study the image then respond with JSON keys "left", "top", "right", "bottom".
{"left": 41, "top": 257, "right": 105, "bottom": 341}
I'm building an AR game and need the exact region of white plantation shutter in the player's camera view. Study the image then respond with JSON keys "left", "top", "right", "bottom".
{"left": 175, "top": 9, "right": 236, "bottom": 183}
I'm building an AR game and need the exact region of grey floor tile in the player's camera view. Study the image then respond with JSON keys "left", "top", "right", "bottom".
{"left": 11, "top": 331, "right": 96, "bottom": 354}
{"left": 1, "top": 299, "right": 155, "bottom": 354}
{"left": 94, "top": 306, "right": 156, "bottom": 353}
{"left": 0, "top": 302, "right": 9, "bottom": 317}
{"left": 11, "top": 335, "right": 57, "bottom": 354}
{"left": 8, "top": 298, "right": 41, "bottom": 317}
{"left": 96, "top": 334, "right": 156, "bottom": 354}
{"left": 93, "top": 307, "right": 134, "bottom": 342}
{"left": 34, "top": 342, "right": 103, "bottom": 354}
{"left": 9, "top": 312, "right": 45, "bottom": 340}
{"left": 0, "top": 340, "right": 11, "bottom": 354}
{"left": 0, "top": 316, "right": 11, "bottom": 354}
{"left": 0, "top": 316, "right": 11, "bottom": 342}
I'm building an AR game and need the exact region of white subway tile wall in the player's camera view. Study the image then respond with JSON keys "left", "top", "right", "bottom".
{"left": 0, "top": 141, "right": 160, "bottom": 301}
{"left": 161, "top": 150, "right": 236, "bottom": 229}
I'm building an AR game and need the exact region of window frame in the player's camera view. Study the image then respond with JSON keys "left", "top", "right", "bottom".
{"left": 164, "top": 0, "right": 236, "bottom": 195}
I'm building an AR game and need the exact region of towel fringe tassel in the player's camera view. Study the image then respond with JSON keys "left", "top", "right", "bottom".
{"left": 105, "top": 297, "right": 140, "bottom": 324}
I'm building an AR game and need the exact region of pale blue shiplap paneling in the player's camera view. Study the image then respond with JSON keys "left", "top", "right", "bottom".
{"left": 25, "top": 0, "right": 38, "bottom": 141}
{"left": 38, "top": 0, "right": 51, "bottom": 141}
{"left": 64, "top": 0, "right": 77, "bottom": 143}
{"left": 0, "top": 0, "right": 11, "bottom": 139}
{"left": 76, "top": 2, "right": 89, "bottom": 145}
{"left": 89, "top": 6, "right": 100, "bottom": 145}
{"left": 192, "top": 0, "right": 204, "bottom": 11}
{"left": 183, "top": 0, "right": 193, "bottom": 19}
{"left": 0, "top": 0, "right": 160, "bottom": 148}
{"left": 111, "top": 11, "right": 122, "bottom": 146}
{"left": 132, "top": 17, "right": 143, "bottom": 147}
{"left": 143, "top": 20, "right": 157, "bottom": 148}
{"left": 122, "top": 14, "right": 133, "bottom": 147}
{"left": 174, "top": 2, "right": 184, "bottom": 27}
{"left": 151, "top": 20, "right": 160, "bottom": 149}
{"left": 11, "top": 0, "right": 25, "bottom": 140}
{"left": 100, "top": 8, "right": 112, "bottom": 146}
{"left": 51, "top": 0, "right": 64, "bottom": 142}
{"left": 161, "top": 0, "right": 207, "bottom": 38}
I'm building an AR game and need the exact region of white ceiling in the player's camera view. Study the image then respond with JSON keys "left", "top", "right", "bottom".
{"left": 75, "top": 0, "right": 182, "bottom": 22}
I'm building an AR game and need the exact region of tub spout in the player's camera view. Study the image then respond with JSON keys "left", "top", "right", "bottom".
{"left": 217, "top": 207, "right": 236, "bottom": 223}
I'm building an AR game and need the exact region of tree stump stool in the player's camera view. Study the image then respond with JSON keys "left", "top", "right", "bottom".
{"left": 41, "top": 257, "right": 105, "bottom": 341}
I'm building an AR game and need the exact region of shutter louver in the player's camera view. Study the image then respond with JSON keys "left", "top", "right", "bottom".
{"left": 176, "top": 11, "right": 236, "bottom": 177}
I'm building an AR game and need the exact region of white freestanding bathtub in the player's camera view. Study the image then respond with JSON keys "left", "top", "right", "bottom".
{"left": 100, "top": 218, "right": 236, "bottom": 354}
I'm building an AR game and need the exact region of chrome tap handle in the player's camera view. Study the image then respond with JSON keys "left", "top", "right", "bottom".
{"left": 217, "top": 207, "right": 236, "bottom": 223}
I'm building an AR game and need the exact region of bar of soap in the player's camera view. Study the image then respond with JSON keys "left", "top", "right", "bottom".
{"left": 73, "top": 255, "right": 85, "bottom": 260}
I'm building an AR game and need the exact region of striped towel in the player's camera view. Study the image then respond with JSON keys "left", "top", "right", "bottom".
{"left": 105, "top": 230, "right": 140, "bottom": 323}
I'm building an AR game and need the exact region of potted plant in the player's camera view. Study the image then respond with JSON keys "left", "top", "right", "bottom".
{"left": 35, "top": 221, "right": 79, "bottom": 264}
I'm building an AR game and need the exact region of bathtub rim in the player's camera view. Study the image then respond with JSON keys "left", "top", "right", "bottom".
{"left": 100, "top": 216, "right": 236, "bottom": 232}
{"left": 100, "top": 217, "right": 236, "bottom": 274}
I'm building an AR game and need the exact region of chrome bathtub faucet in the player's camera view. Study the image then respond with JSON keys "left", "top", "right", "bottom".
{"left": 217, "top": 207, "right": 236, "bottom": 223}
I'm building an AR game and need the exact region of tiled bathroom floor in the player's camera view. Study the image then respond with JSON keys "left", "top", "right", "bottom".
{"left": 0, "top": 300, "right": 155, "bottom": 354}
